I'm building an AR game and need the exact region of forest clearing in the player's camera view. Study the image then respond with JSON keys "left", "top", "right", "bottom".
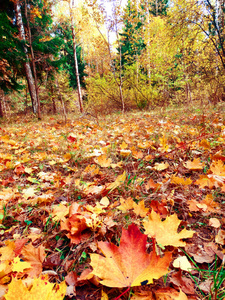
{"left": 1, "top": 0, "right": 225, "bottom": 299}
{"left": 0, "top": 104, "right": 225, "bottom": 300}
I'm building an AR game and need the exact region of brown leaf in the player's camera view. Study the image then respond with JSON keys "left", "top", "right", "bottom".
{"left": 171, "top": 270, "right": 195, "bottom": 295}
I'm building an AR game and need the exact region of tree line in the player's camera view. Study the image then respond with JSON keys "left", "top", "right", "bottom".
{"left": 0, "top": 0, "right": 225, "bottom": 119}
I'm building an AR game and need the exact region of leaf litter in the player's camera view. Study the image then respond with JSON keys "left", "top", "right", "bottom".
{"left": 0, "top": 108, "right": 225, "bottom": 299}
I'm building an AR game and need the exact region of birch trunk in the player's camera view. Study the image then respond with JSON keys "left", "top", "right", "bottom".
{"left": 15, "top": 1, "right": 38, "bottom": 114}
{"left": 24, "top": 0, "right": 41, "bottom": 119}
{"left": 69, "top": 0, "right": 83, "bottom": 113}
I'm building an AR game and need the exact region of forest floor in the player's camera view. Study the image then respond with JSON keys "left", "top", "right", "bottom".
{"left": 0, "top": 103, "right": 225, "bottom": 300}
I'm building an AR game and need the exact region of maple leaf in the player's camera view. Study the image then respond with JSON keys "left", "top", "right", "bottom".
{"left": 133, "top": 200, "right": 149, "bottom": 217}
{"left": 107, "top": 171, "right": 126, "bottom": 191}
{"left": 171, "top": 176, "right": 192, "bottom": 186}
{"left": 0, "top": 240, "right": 15, "bottom": 261}
{"left": 117, "top": 197, "right": 134, "bottom": 211}
{"left": 90, "top": 224, "right": 172, "bottom": 288}
{"left": 153, "top": 162, "right": 169, "bottom": 171}
{"left": 21, "top": 244, "right": 46, "bottom": 278}
{"left": 184, "top": 158, "right": 204, "bottom": 170}
{"left": 94, "top": 154, "right": 112, "bottom": 167}
{"left": 52, "top": 203, "right": 69, "bottom": 222}
{"left": 209, "top": 160, "right": 225, "bottom": 176}
{"left": 145, "top": 178, "right": 161, "bottom": 191}
{"left": 22, "top": 187, "right": 37, "bottom": 200}
{"left": 4, "top": 275, "right": 66, "bottom": 300}
{"left": 201, "top": 194, "right": 219, "bottom": 212}
{"left": 143, "top": 211, "right": 195, "bottom": 247}
{"left": 195, "top": 175, "right": 215, "bottom": 189}
{"left": 154, "top": 287, "right": 188, "bottom": 300}
{"left": 11, "top": 257, "right": 32, "bottom": 273}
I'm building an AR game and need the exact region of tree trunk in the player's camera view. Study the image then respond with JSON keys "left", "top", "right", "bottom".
{"left": 0, "top": 90, "right": 4, "bottom": 118}
{"left": 24, "top": 0, "right": 41, "bottom": 119}
{"left": 69, "top": 0, "right": 83, "bottom": 113}
{"left": 15, "top": 1, "right": 38, "bottom": 114}
{"left": 56, "top": 78, "right": 67, "bottom": 123}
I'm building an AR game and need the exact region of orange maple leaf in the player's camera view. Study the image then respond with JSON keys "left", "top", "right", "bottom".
{"left": 21, "top": 244, "right": 46, "bottom": 278}
{"left": 154, "top": 287, "right": 188, "bottom": 300}
{"left": 195, "top": 175, "right": 215, "bottom": 189}
{"left": 90, "top": 224, "right": 172, "bottom": 287}
{"left": 209, "top": 160, "right": 225, "bottom": 176}
{"left": 133, "top": 200, "right": 149, "bottom": 217}
{"left": 143, "top": 211, "right": 195, "bottom": 247}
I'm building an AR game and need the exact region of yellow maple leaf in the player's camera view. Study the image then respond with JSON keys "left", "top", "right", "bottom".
{"left": 184, "top": 158, "right": 204, "bottom": 170}
{"left": 94, "top": 154, "right": 112, "bottom": 167}
{"left": 209, "top": 160, "right": 225, "bottom": 176}
{"left": 5, "top": 275, "right": 66, "bottom": 300}
{"left": 133, "top": 200, "right": 149, "bottom": 217}
{"left": 143, "top": 210, "right": 195, "bottom": 247}
{"left": 154, "top": 162, "right": 169, "bottom": 171}
{"left": 11, "top": 257, "right": 32, "bottom": 273}
{"left": 171, "top": 176, "right": 192, "bottom": 185}
{"left": 117, "top": 197, "right": 134, "bottom": 211}
{"left": 107, "top": 171, "right": 126, "bottom": 192}
{"left": 52, "top": 203, "right": 69, "bottom": 222}
{"left": 120, "top": 141, "right": 128, "bottom": 149}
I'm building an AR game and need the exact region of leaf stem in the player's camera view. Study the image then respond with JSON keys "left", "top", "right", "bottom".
{"left": 113, "top": 287, "right": 130, "bottom": 300}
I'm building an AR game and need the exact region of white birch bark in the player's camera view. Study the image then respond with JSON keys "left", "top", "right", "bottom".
{"left": 15, "top": 1, "right": 38, "bottom": 113}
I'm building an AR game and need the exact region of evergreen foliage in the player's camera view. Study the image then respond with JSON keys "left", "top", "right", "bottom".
{"left": 0, "top": 11, "right": 25, "bottom": 92}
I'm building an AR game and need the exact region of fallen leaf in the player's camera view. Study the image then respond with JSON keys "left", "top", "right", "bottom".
{"left": 117, "top": 197, "right": 134, "bottom": 211}
{"left": 154, "top": 162, "right": 169, "bottom": 171}
{"left": 90, "top": 224, "right": 172, "bottom": 287}
{"left": 215, "top": 229, "right": 225, "bottom": 245}
{"left": 173, "top": 256, "right": 192, "bottom": 271}
{"left": 143, "top": 210, "right": 195, "bottom": 247}
{"left": 171, "top": 176, "right": 192, "bottom": 186}
{"left": 133, "top": 200, "right": 149, "bottom": 217}
{"left": 209, "top": 218, "right": 221, "bottom": 228}
{"left": 184, "top": 158, "right": 204, "bottom": 170}
{"left": 131, "top": 291, "right": 154, "bottom": 299}
{"left": 154, "top": 287, "right": 188, "bottom": 300}
{"left": 94, "top": 154, "right": 112, "bottom": 167}
{"left": 21, "top": 244, "right": 46, "bottom": 277}
{"left": 4, "top": 275, "right": 66, "bottom": 300}
{"left": 11, "top": 256, "right": 32, "bottom": 273}
{"left": 107, "top": 171, "right": 126, "bottom": 191}
{"left": 171, "top": 270, "right": 195, "bottom": 295}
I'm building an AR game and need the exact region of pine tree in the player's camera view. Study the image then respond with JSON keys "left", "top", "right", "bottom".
{"left": 119, "top": 0, "right": 146, "bottom": 68}
{"left": 0, "top": 7, "right": 25, "bottom": 92}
